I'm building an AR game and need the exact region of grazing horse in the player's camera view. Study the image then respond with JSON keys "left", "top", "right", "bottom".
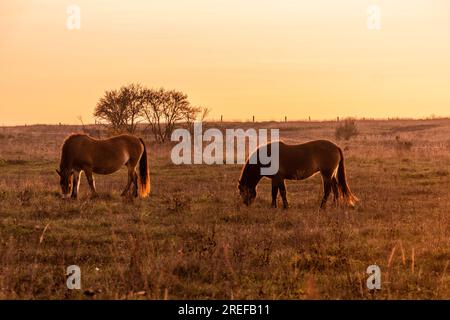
{"left": 56, "top": 134, "right": 150, "bottom": 199}
{"left": 238, "top": 140, "right": 357, "bottom": 209}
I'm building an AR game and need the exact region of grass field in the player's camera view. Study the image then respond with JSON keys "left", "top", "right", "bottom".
{"left": 0, "top": 119, "right": 449, "bottom": 299}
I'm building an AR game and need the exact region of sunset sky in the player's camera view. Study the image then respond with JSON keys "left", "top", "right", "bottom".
{"left": 1, "top": 0, "right": 450, "bottom": 125}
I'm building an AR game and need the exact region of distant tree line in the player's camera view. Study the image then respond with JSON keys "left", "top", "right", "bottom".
{"left": 94, "top": 83, "right": 209, "bottom": 143}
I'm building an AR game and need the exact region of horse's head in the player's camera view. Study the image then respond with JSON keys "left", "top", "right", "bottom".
{"left": 238, "top": 181, "right": 257, "bottom": 206}
{"left": 56, "top": 169, "right": 73, "bottom": 199}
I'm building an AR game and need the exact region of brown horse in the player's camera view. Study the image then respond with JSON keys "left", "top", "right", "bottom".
{"left": 56, "top": 133, "right": 150, "bottom": 199}
{"left": 238, "top": 140, "right": 357, "bottom": 209}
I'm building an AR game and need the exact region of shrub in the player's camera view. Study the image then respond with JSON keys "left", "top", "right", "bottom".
{"left": 335, "top": 119, "right": 359, "bottom": 141}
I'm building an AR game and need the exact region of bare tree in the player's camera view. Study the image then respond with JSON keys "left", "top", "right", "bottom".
{"left": 94, "top": 84, "right": 204, "bottom": 141}
{"left": 142, "top": 88, "right": 165, "bottom": 143}
{"left": 120, "top": 83, "right": 146, "bottom": 133}
{"left": 142, "top": 88, "right": 202, "bottom": 143}
{"left": 94, "top": 84, "right": 146, "bottom": 134}
{"left": 94, "top": 89, "right": 125, "bottom": 133}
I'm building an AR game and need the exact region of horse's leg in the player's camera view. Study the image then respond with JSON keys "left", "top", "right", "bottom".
{"left": 84, "top": 168, "right": 98, "bottom": 198}
{"left": 121, "top": 165, "right": 134, "bottom": 197}
{"left": 331, "top": 177, "right": 339, "bottom": 204}
{"left": 320, "top": 175, "right": 332, "bottom": 210}
{"left": 279, "top": 180, "right": 289, "bottom": 209}
{"left": 132, "top": 171, "right": 138, "bottom": 198}
{"left": 71, "top": 170, "right": 82, "bottom": 199}
{"left": 271, "top": 179, "right": 279, "bottom": 208}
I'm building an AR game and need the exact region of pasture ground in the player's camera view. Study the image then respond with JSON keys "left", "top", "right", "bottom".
{"left": 0, "top": 119, "right": 449, "bottom": 299}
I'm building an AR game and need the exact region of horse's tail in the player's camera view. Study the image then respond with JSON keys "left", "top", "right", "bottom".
{"left": 337, "top": 147, "right": 358, "bottom": 206}
{"left": 138, "top": 138, "right": 150, "bottom": 198}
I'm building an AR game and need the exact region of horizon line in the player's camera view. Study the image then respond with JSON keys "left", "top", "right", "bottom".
{"left": 2, "top": 116, "right": 450, "bottom": 128}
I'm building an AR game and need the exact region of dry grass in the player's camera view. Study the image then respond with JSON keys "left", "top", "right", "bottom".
{"left": 0, "top": 119, "right": 449, "bottom": 299}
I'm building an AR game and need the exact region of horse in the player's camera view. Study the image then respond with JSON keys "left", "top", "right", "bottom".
{"left": 56, "top": 133, "right": 150, "bottom": 199}
{"left": 238, "top": 140, "right": 357, "bottom": 209}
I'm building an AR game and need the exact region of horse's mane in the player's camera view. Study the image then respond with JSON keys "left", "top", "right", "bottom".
{"left": 239, "top": 141, "right": 285, "bottom": 188}
{"left": 239, "top": 154, "right": 264, "bottom": 189}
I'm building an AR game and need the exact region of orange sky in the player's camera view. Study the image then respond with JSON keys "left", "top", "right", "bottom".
{"left": 1, "top": 0, "right": 450, "bottom": 125}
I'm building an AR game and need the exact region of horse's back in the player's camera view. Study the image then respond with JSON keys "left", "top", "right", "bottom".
{"left": 107, "top": 134, "right": 141, "bottom": 144}
{"left": 93, "top": 134, "right": 144, "bottom": 164}
{"left": 62, "top": 134, "right": 93, "bottom": 154}
{"left": 104, "top": 134, "right": 143, "bottom": 152}
{"left": 277, "top": 140, "right": 339, "bottom": 158}
{"left": 275, "top": 140, "right": 341, "bottom": 178}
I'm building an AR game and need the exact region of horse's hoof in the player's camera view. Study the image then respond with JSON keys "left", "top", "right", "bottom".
{"left": 271, "top": 203, "right": 277, "bottom": 208}
{"left": 90, "top": 193, "right": 99, "bottom": 199}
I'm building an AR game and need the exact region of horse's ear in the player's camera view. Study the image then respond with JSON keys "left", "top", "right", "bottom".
{"left": 56, "top": 169, "right": 61, "bottom": 176}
